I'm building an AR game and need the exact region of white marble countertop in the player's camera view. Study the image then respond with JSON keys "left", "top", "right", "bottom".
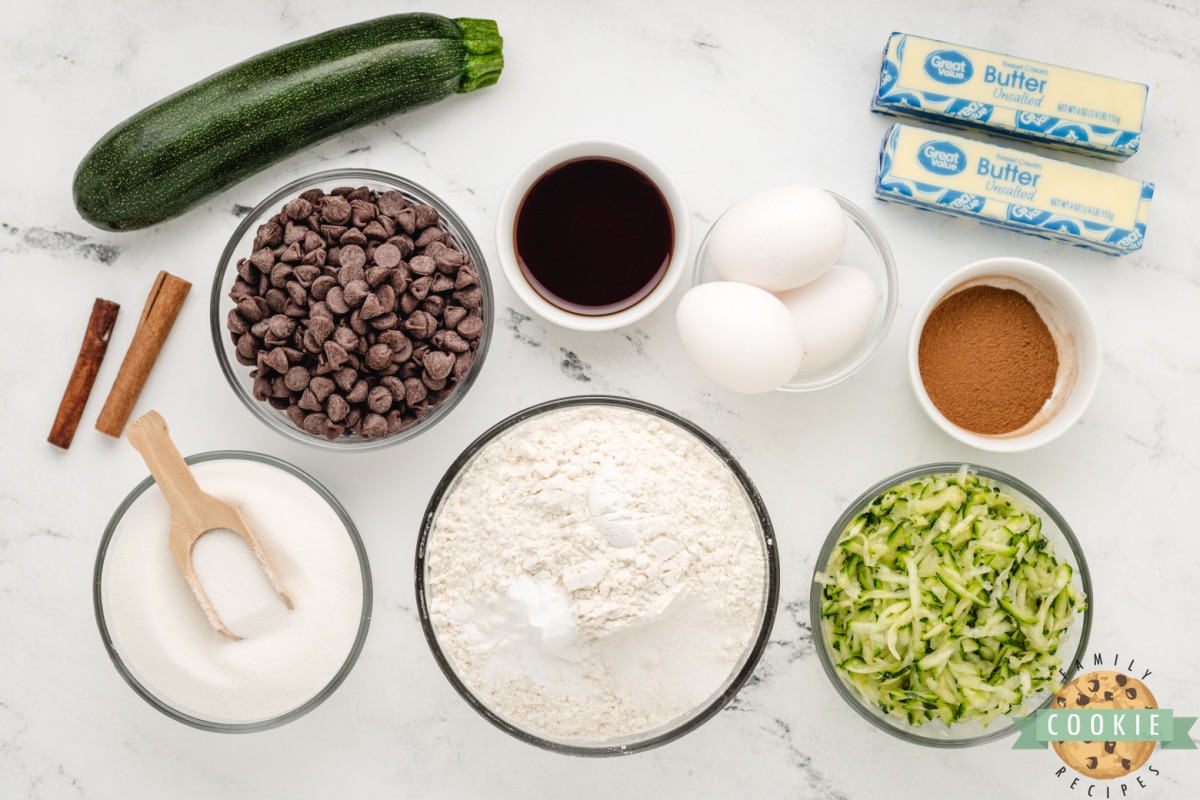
{"left": 4, "top": 1, "right": 1198, "bottom": 797}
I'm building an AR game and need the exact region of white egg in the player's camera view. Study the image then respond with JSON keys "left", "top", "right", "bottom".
{"left": 776, "top": 265, "right": 879, "bottom": 375}
{"left": 705, "top": 184, "right": 847, "bottom": 293}
{"left": 675, "top": 282, "right": 804, "bottom": 393}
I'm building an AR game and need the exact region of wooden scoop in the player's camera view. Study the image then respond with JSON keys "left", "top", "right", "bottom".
{"left": 125, "top": 410, "right": 292, "bottom": 639}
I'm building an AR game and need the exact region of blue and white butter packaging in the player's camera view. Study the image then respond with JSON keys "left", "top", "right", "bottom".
{"left": 873, "top": 33, "right": 1147, "bottom": 161}
{"left": 875, "top": 124, "right": 1153, "bottom": 255}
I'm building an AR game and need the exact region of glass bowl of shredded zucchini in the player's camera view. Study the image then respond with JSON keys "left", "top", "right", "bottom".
{"left": 811, "top": 463, "right": 1092, "bottom": 746}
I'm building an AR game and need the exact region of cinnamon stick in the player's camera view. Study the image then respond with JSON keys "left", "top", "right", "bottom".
{"left": 48, "top": 298, "right": 121, "bottom": 449}
{"left": 95, "top": 271, "right": 192, "bottom": 438}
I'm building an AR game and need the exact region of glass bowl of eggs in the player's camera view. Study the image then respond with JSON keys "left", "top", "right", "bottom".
{"left": 680, "top": 187, "right": 898, "bottom": 392}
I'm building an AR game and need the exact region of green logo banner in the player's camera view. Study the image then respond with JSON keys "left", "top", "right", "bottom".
{"left": 1011, "top": 708, "right": 1198, "bottom": 750}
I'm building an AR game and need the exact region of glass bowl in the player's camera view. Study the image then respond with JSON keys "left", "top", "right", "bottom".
{"left": 810, "top": 463, "right": 1092, "bottom": 747}
{"left": 691, "top": 191, "right": 898, "bottom": 391}
{"left": 415, "top": 395, "right": 780, "bottom": 755}
{"left": 210, "top": 168, "right": 494, "bottom": 451}
{"left": 94, "top": 451, "right": 373, "bottom": 732}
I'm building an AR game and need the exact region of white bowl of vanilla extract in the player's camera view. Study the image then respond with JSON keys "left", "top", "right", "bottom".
{"left": 495, "top": 138, "right": 692, "bottom": 331}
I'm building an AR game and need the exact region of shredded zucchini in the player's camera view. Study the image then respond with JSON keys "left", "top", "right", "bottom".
{"left": 817, "top": 466, "right": 1086, "bottom": 728}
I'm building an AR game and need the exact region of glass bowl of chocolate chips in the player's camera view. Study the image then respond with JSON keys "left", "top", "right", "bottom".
{"left": 211, "top": 169, "right": 493, "bottom": 451}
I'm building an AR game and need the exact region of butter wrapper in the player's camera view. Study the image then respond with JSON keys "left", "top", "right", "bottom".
{"left": 873, "top": 33, "right": 1147, "bottom": 161}
{"left": 875, "top": 124, "right": 1153, "bottom": 255}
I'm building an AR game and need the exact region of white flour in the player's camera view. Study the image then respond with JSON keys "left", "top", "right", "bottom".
{"left": 425, "top": 404, "right": 767, "bottom": 742}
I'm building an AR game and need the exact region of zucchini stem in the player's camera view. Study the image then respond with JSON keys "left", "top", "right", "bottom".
{"left": 455, "top": 18, "right": 504, "bottom": 92}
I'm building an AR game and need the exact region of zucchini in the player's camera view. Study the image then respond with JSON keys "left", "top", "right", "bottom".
{"left": 73, "top": 13, "right": 503, "bottom": 231}
{"left": 816, "top": 467, "right": 1087, "bottom": 728}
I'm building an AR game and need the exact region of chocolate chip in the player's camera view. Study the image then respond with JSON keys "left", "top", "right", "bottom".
{"left": 453, "top": 351, "right": 474, "bottom": 381}
{"left": 279, "top": 241, "right": 304, "bottom": 263}
{"left": 325, "top": 393, "right": 350, "bottom": 422}
{"left": 423, "top": 350, "right": 456, "bottom": 381}
{"left": 454, "top": 268, "right": 479, "bottom": 290}
{"left": 409, "top": 254, "right": 436, "bottom": 276}
{"left": 432, "top": 329, "right": 470, "bottom": 353}
{"left": 408, "top": 276, "right": 433, "bottom": 301}
{"left": 403, "top": 377, "right": 427, "bottom": 406}
{"left": 333, "top": 367, "right": 357, "bottom": 393}
{"left": 343, "top": 280, "right": 370, "bottom": 308}
{"left": 373, "top": 242, "right": 403, "bottom": 269}
{"left": 368, "top": 312, "right": 399, "bottom": 331}
{"left": 262, "top": 347, "right": 289, "bottom": 374}
{"left": 254, "top": 221, "right": 283, "bottom": 250}
{"left": 250, "top": 248, "right": 276, "bottom": 272}
{"left": 414, "top": 204, "right": 439, "bottom": 229}
{"left": 377, "top": 191, "right": 408, "bottom": 217}
{"left": 302, "top": 412, "right": 331, "bottom": 437}
{"left": 268, "top": 315, "right": 296, "bottom": 339}
{"left": 414, "top": 226, "right": 442, "bottom": 248}
{"left": 285, "top": 405, "right": 305, "bottom": 428}
{"left": 360, "top": 413, "right": 388, "bottom": 438}
{"left": 365, "top": 265, "right": 392, "bottom": 287}
{"left": 310, "top": 275, "right": 337, "bottom": 301}
{"left": 367, "top": 385, "right": 393, "bottom": 414}
{"left": 365, "top": 343, "right": 393, "bottom": 371}
{"left": 457, "top": 315, "right": 484, "bottom": 340}
{"left": 443, "top": 306, "right": 468, "bottom": 329}
{"left": 323, "top": 340, "right": 350, "bottom": 369}
{"left": 227, "top": 308, "right": 248, "bottom": 335}
{"left": 309, "top": 375, "right": 336, "bottom": 402}
{"left": 283, "top": 366, "right": 311, "bottom": 392}
{"left": 321, "top": 196, "right": 352, "bottom": 224}
{"left": 404, "top": 310, "right": 438, "bottom": 339}
{"left": 393, "top": 207, "right": 416, "bottom": 235}
{"left": 326, "top": 286, "right": 350, "bottom": 315}
{"left": 306, "top": 315, "right": 335, "bottom": 345}
{"left": 340, "top": 227, "right": 368, "bottom": 247}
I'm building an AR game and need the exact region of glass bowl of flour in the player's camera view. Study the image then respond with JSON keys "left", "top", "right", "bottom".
{"left": 94, "top": 451, "right": 372, "bottom": 731}
{"left": 416, "top": 395, "right": 780, "bottom": 755}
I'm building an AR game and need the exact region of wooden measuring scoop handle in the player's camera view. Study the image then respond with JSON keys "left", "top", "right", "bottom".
{"left": 125, "top": 410, "right": 205, "bottom": 516}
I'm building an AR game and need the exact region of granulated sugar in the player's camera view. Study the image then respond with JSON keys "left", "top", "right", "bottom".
{"left": 100, "top": 458, "right": 365, "bottom": 725}
{"left": 424, "top": 404, "right": 768, "bottom": 742}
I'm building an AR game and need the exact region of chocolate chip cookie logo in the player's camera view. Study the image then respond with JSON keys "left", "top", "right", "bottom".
{"left": 1052, "top": 671, "right": 1160, "bottom": 779}
{"left": 1010, "top": 658, "right": 1196, "bottom": 795}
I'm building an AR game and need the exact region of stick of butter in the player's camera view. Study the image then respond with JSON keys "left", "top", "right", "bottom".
{"left": 875, "top": 124, "right": 1153, "bottom": 255}
{"left": 872, "top": 33, "right": 1147, "bottom": 161}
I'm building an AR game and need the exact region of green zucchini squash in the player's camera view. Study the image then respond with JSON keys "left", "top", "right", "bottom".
{"left": 73, "top": 13, "right": 503, "bottom": 231}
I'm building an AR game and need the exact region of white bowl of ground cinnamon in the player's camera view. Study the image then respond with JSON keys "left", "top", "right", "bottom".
{"left": 908, "top": 257, "right": 1101, "bottom": 452}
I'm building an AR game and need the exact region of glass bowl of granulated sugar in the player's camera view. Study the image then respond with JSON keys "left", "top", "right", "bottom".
{"left": 415, "top": 395, "right": 780, "bottom": 755}
{"left": 95, "top": 451, "right": 372, "bottom": 731}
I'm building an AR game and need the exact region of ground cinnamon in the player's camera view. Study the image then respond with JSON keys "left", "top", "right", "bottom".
{"left": 918, "top": 284, "right": 1057, "bottom": 435}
